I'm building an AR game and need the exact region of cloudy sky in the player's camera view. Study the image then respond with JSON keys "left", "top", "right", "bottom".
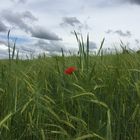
{"left": 0, "top": 0, "right": 140, "bottom": 58}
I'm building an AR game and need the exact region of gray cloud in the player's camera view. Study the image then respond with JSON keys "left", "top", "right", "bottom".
{"left": 0, "top": 21, "right": 7, "bottom": 32}
{"left": 19, "top": 0, "right": 27, "bottom": 3}
{"left": 31, "top": 27, "right": 62, "bottom": 41}
{"left": 106, "top": 29, "right": 112, "bottom": 34}
{"left": 106, "top": 29, "right": 132, "bottom": 37}
{"left": 83, "top": 0, "right": 140, "bottom": 8}
{"left": 10, "top": 39, "right": 66, "bottom": 57}
{"left": 19, "top": 45, "right": 36, "bottom": 54}
{"left": 34, "top": 40, "right": 65, "bottom": 54}
{"left": 82, "top": 41, "right": 97, "bottom": 50}
{"left": 1, "top": 10, "right": 62, "bottom": 41}
{"left": 0, "top": 41, "right": 7, "bottom": 45}
{"left": 60, "top": 16, "right": 90, "bottom": 31}
{"left": 89, "top": 41, "right": 97, "bottom": 50}
{"left": 1, "top": 10, "right": 36, "bottom": 32}
{"left": 61, "top": 17, "right": 82, "bottom": 27}
{"left": 22, "top": 11, "right": 38, "bottom": 21}
{"left": 11, "top": 0, "right": 27, "bottom": 4}
{"left": 115, "top": 30, "right": 131, "bottom": 37}
{"left": 135, "top": 39, "right": 139, "bottom": 44}
{"left": 113, "top": 0, "right": 140, "bottom": 5}
{"left": 125, "top": 0, "right": 140, "bottom": 4}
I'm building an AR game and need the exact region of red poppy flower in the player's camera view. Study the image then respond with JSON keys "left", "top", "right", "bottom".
{"left": 64, "top": 66, "right": 77, "bottom": 75}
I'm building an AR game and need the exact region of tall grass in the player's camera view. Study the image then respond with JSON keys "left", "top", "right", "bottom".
{"left": 0, "top": 33, "right": 140, "bottom": 140}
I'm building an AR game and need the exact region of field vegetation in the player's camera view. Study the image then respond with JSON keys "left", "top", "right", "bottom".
{"left": 0, "top": 32, "right": 140, "bottom": 140}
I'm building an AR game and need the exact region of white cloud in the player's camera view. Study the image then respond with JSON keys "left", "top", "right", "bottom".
{"left": 0, "top": 0, "right": 140, "bottom": 58}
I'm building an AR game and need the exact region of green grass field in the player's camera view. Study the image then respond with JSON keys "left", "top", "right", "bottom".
{"left": 0, "top": 34, "right": 140, "bottom": 140}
